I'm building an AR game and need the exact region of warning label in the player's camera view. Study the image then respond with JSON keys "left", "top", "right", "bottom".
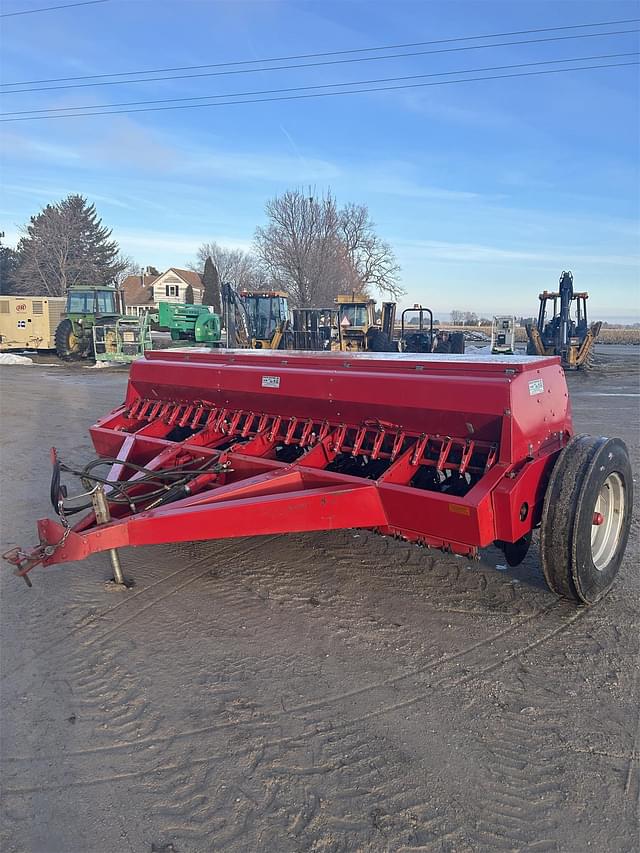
{"left": 528, "top": 379, "right": 544, "bottom": 396}
{"left": 261, "top": 375, "right": 280, "bottom": 388}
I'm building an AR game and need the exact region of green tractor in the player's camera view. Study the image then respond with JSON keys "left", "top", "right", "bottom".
{"left": 55, "top": 285, "right": 124, "bottom": 360}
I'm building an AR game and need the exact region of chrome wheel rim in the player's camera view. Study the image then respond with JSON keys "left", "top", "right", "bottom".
{"left": 591, "top": 473, "right": 625, "bottom": 571}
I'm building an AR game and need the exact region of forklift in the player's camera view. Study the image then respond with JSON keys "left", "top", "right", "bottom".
{"left": 526, "top": 271, "right": 601, "bottom": 369}
{"left": 335, "top": 294, "right": 396, "bottom": 352}
{"left": 289, "top": 307, "right": 338, "bottom": 350}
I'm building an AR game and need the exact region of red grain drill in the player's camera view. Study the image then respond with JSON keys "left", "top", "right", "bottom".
{"left": 4, "top": 349, "right": 633, "bottom": 605}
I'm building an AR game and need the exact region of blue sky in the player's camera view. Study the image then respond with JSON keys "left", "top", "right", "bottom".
{"left": 1, "top": 0, "right": 638, "bottom": 320}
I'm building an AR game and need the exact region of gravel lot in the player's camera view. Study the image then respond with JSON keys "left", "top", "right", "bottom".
{"left": 1, "top": 346, "right": 638, "bottom": 853}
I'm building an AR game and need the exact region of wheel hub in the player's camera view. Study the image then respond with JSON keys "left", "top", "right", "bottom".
{"left": 591, "top": 473, "right": 625, "bottom": 571}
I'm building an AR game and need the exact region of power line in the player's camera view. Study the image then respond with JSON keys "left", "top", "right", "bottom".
{"left": 0, "top": 0, "right": 108, "bottom": 18}
{"left": 2, "top": 27, "right": 639, "bottom": 95}
{"left": 1, "top": 16, "right": 637, "bottom": 86}
{"left": 1, "top": 61, "right": 635, "bottom": 123}
{"left": 4, "top": 52, "right": 635, "bottom": 118}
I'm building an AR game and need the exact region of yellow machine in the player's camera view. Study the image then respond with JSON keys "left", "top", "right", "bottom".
{"left": 239, "top": 290, "right": 289, "bottom": 349}
{"left": 0, "top": 296, "right": 66, "bottom": 351}
{"left": 335, "top": 294, "right": 396, "bottom": 352}
{"left": 221, "top": 284, "right": 290, "bottom": 349}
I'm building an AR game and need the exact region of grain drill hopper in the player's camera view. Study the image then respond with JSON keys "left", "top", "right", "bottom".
{"left": 4, "top": 350, "right": 633, "bottom": 605}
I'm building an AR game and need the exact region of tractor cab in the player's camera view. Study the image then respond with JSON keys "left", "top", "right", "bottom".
{"left": 239, "top": 290, "right": 289, "bottom": 349}
{"left": 335, "top": 295, "right": 375, "bottom": 351}
{"left": 335, "top": 294, "right": 396, "bottom": 352}
{"left": 65, "top": 286, "right": 120, "bottom": 318}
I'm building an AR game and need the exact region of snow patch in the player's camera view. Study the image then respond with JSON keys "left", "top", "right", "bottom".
{"left": 0, "top": 353, "right": 34, "bottom": 366}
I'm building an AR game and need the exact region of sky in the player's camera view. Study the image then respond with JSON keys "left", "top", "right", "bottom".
{"left": 0, "top": 0, "right": 639, "bottom": 321}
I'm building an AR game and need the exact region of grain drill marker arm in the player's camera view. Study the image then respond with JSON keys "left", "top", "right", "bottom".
{"left": 4, "top": 350, "right": 633, "bottom": 605}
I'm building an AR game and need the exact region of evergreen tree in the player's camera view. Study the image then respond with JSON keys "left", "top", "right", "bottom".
{"left": 0, "top": 235, "right": 19, "bottom": 294}
{"left": 184, "top": 284, "right": 194, "bottom": 304}
{"left": 12, "top": 194, "right": 125, "bottom": 295}
{"left": 202, "top": 255, "right": 221, "bottom": 315}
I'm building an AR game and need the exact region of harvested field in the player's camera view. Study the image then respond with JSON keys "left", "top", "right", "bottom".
{"left": 1, "top": 344, "right": 638, "bottom": 853}
{"left": 452, "top": 325, "right": 640, "bottom": 345}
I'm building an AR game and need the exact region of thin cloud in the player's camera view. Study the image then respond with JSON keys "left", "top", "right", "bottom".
{"left": 396, "top": 238, "right": 640, "bottom": 268}
{"left": 2, "top": 183, "right": 133, "bottom": 209}
{"left": 115, "top": 229, "right": 253, "bottom": 256}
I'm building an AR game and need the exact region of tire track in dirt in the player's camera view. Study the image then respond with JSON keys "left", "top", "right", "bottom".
{"left": 70, "top": 537, "right": 594, "bottom": 852}
{"left": 142, "top": 720, "right": 450, "bottom": 853}
{"left": 1, "top": 537, "right": 284, "bottom": 794}
{"left": 126, "top": 532, "right": 596, "bottom": 850}
{"left": 0, "top": 535, "right": 279, "bottom": 683}
{"left": 0, "top": 529, "right": 609, "bottom": 853}
{"left": 459, "top": 605, "right": 640, "bottom": 853}
{"left": 114, "top": 532, "right": 570, "bottom": 723}
{"left": 304, "top": 528, "right": 541, "bottom": 615}
{"left": 0, "top": 605, "right": 613, "bottom": 853}
{"left": 467, "top": 703, "right": 568, "bottom": 852}
{"left": 624, "top": 701, "right": 640, "bottom": 820}
{"left": 46, "top": 537, "right": 285, "bottom": 765}
{"left": 4, "top": 535, "right": 582, "bottom": 763}
{"left": 153, "top": 530, "right": 577, "bottom": 722}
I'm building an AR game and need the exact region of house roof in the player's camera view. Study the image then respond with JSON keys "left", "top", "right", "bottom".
{"left": 120, "top": 268, "right": 204, "bottom": 305}
{"left": 167, "top": 268, "right": 203, "bottom": 290}
{"left": 121, "top": 274, "right": 157, "bottom": 306}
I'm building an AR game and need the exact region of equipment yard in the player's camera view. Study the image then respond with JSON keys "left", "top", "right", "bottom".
{"left": 1, "top": 346, "right": 639, "bottom": 853}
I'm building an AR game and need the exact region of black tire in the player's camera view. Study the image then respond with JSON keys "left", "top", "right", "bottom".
{"left": 540, "top": 435, "right": 633, "bottom": 604}
{"left": 368, "top": 330, "right": 395, "bottom": 352}
{"left": 449, "top": 332, "right": 465, "bottom": 354}
{"left": 55, "top": 319, "right": 84, "bottom": 360}
{"left": 500, "top": 531, "right": 532, "bottom": 567}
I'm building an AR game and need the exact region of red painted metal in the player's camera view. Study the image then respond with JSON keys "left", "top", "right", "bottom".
{"left": 4, "top": 349, "right": 572, "bottom": 579}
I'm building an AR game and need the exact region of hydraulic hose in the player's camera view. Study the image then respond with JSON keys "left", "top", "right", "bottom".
{"left": 50, "top": 454, "right": 225, "bottom": 516}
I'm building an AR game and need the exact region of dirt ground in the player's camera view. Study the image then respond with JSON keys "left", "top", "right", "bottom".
{"left": 1, "top": 346, "right": 638, "bottom": 853}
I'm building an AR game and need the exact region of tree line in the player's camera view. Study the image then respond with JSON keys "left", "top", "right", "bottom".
{"left": 1, "top": 189, "right": 402, "bottom": 308}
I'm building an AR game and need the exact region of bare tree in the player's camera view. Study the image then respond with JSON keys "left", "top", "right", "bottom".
{"left": 450, "top": 310, "right": 465, "bottom": 325}
{"left": 113, "top": 254, "right": 141, "bottom": 286}
{"left": 12, "top": 195, "right": 125, "bottom": 295}
{"left": 255, "top": 190, "right": 346, "bottom": 307}
{"left": 191, "top": 241, "right": 262, "bottom": 291}
{"left": 339, "top": 203, "right": 403, "bottom": 299}
{"left": 254, "top": 189, "right": 402, "bottom": 308}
